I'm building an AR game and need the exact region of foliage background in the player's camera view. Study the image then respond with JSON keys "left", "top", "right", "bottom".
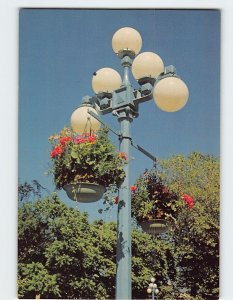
{"left": 18, "top": 153, "right": 219, "bottom": 299}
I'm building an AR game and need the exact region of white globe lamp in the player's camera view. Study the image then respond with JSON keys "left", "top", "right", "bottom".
{"left": 70, "top": 105, "right": 101, "bottom": 135}
{"left": 112, "top": 27, "right": 142, "bottom": 55}
{"left": 92, "top": 67, "right": 122, "bottom": 94}
{"left": 132, "top": 52, "right": 164, "bottom": 80}
{"left": 153, "top": 76, "right": 189, "bottom": 112}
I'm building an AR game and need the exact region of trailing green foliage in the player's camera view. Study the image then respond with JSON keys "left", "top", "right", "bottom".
{"left": 48, "top": 126, "right": 126, "bottom": 189}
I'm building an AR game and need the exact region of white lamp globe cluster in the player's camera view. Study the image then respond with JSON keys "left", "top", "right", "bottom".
{"left": 147, "top": 277, "right": 159, "bottom": 298}
{"left": 70, "top": 26, "right": 189, "bottom": 134}
{"left": 111, "top": 26, "right": 188, "bottom": 113}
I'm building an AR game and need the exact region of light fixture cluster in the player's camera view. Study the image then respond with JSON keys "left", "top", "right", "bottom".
{"left": 70, "top": 27, "right": 189, "bottom": 134}
{"left": 147, "top": 277, "right": 159, "bottom": 299}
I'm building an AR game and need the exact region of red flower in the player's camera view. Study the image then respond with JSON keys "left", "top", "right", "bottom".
{"left": 51, "top": 144, "right": 64, "bottom": 158}
{"left": 131, "top": 185, "right": 137, "bottom": 192}
{"left": 88, "top": 134, "right": 96, "bottom": 143}
{"left": 118, "top": 152, "right": 128, "bottom": 160}
{"left": 60, "top": 136, "right": 72, "bottom": 145}
{"left": 182, "top": 194, "right": 194, "bottom": 209}
{"left": 114, "top": 196, "right": 119, "bottom": 204}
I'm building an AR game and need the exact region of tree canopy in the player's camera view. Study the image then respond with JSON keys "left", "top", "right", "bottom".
{"left": 158, "top": 152, "right": 220, "bottom": 299}
{"left": 18, "top": 152, "right": 219, "bottom": 299}
{"left": 18, "top": 195, "right": 175, "bottom": 299}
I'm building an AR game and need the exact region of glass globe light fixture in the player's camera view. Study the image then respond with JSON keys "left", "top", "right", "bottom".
{"left": 149, "top": 283, "right": 154, "bottom": 288}
{"left": 153, "top": 283, "right": 158, "bottom": 288}
{"left": 112, "top": 27, "right": 142, "bottom": 55}
{"left": 155, "top": 288, "right": 159, "bottom": 295}
{"left": 92, "top": 67, "right": 122, "bottom": 94}
{"left": 70, "top": 105, "right": 101, "bottom": 135}
{"left": 147, "top": 288, "right": 152, "bottom": 294}
{"left": 132, "top": 52, "right": 164, "bottom": 80}
{"left": 150, "top": 277, "right": 155, "bottom": 283}
{"left": 153, "top": 76, "right": 189, "bottom": 112}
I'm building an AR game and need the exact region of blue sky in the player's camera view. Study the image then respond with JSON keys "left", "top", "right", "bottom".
{"left": 19, "top": 9, "right": 220, "bottom": 220}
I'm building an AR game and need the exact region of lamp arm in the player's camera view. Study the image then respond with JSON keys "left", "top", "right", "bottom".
{"left": 90, "top": 88, "right": 152, "bottom": 116}
{"left": 133, "top": 91, "right": 153, "bottom": 106}
{"left": 87, "top": 109, "right": 157, "bottom": 164}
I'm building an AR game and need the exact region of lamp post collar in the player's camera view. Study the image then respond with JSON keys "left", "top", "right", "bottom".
{"left": 117, "top": 49, "right": 136, "bottom": 59}
{"left": 120, "top": 55, "right": 133, "bottom": 87}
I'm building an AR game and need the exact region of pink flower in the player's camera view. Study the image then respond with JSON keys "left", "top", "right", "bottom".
{"left": 74, "top": 134, "right": 96, "bottom": 144}
{"left": 74, "top": 137, "right": 85, "bottom": 144}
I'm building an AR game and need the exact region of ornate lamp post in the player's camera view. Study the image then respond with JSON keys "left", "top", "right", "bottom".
{"left": 147, "top": 277, "right": 159, "bottom": 300}
{"left": 70, "top": 27, "right": 189, "bottom": 299}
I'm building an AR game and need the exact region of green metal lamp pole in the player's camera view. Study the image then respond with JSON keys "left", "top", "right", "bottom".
{"left": 116, "top": 111, "right": 132, "bottom": 299}
{"left": 115, "top": 54, "right": 134, "bottom": 299}
{"left": 71, "top": 27, "right": 189, "bottom": 300}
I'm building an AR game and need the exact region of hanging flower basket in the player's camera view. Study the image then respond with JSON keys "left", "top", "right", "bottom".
{"left": 131, "top": 169, "right": 195, "bottom": 235}
{"left": 63, "top": 182, "right": 106, "bottom": 203}
{"left": 140, "top": 219, "right": 168, "bottom": 235}
{"left": 131, "top": 169, "right": 178, "bottom": 235}
{"left": 48, "top": 126, "right": 127, "bottom": 203}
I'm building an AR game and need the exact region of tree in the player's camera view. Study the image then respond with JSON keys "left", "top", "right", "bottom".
{"left": 158, "top": 152, "right": 220, "bottom": 299}
{"left": 18, "top": 180, "right": 50, "bottom": 202}
{"left": 18, "top": 194, "right": 176, "bottom": 299}
{"left": 18, "top": 194, "right": 109, "bottom": 299}
{"left": 18, "top": 262, "right": 60, "bottom": 299}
